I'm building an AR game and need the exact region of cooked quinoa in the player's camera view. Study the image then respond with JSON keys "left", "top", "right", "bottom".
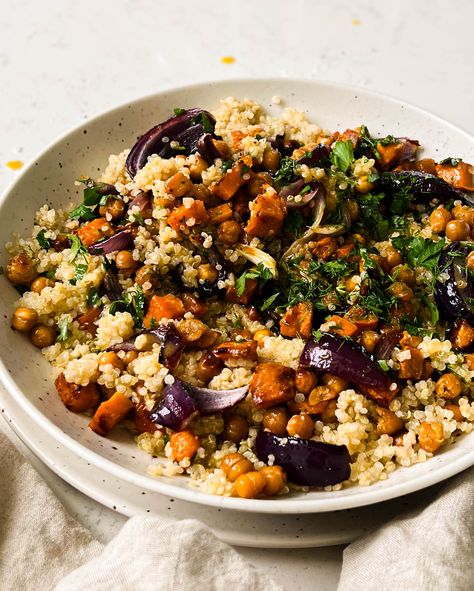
{"left": 4, "top": 96, "right": 474, "bottom": 499}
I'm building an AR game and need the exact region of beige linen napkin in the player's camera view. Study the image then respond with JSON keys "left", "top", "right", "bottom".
{"left": 1, "top": 431, "right": 473, "bottom": 591}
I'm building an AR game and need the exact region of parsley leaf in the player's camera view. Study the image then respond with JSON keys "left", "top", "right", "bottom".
{"left": 378, "top": 134, "right": 400, "bottom": 147}
{"left": 235, "top": 263, "right": 273, "bottom": 296}
{"left": 260, "top": 292, "right": 280, "bottom": 311}
{"left": 57, "top": 317, "right": 69, "bottom": 342}
{"left": 69, "top": 203, "right": 97, "bottom": 221}
{"left": 36, "top": 229, "right": 52, "bottom": 250}
{"left": 66, "top": 234, "right": 89, "bottom": 284}
{"left": 392, "top": 236, "right": 446, "bottom": 271}
{"left": 174, "top": 107, "right": 186, "bottom": 116}
{"left": 273, "top": 156, "right": 298, "bottom": 186}
{"left": 438, "top": 157, "right": 462, "bottom": 166}
{"left": 356, "top": 192, "right": 390, "bottom": 241}
{"left": 329, "top": 140, "right": 354, "bottom": 173}
{"left": 87, "top": 287, "right": 102, "bottom": 307}
{"left": 74, "top": 263, "right": 88, "bottom": 283}
{"left": 109, "top": 285, "right": 146, "bottom": 327}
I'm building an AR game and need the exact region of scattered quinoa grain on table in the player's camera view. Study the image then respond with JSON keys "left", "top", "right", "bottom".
{"left": 4, "top": 96, "right": 474, "bottom": 499}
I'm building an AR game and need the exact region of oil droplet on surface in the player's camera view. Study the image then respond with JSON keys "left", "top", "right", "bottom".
{"left": 220, "top": 56, "right": 236, "bottom": 64}
{"left": 6, "top": 160, "right": 24, "bottom": 170}
{"left": 351, "top": 18, "right": 361, "bottom": 26}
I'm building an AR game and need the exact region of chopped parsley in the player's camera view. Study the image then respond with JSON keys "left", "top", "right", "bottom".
{"left": 109, "top": 285, "right": 146, "bottom": 327}
{"left": 66, "top": 234, "right": 89, "bottom": 285}
{"left": 378, "top": 134, "right": 400, "bottom": 147}
{"left": 329, "top": 140, "right": 354, "bottom": 173}
{"left": 273, "top": 156, "right": 298, "bottom": 186}
{"left": 260, "top": 292, "right": 280, "bottom": 311}
{"left": 36, "top": 229, "right": 52, "bottom": 250}
{"left": 86, "top": 287, "right": 102, "bottom": 307}
{"left": 391, "top": 236, "right": 446, "bottom": 271}
{"left": 283, "top": 210, "right": 305, "bottom": 238}
{"left": 69, "top": 179, "right": 115, "bottom": 221}
{"left": 438, "top": 157, "right": 462, "bottom": 167}
{"left": 235, "top": 263, "right": 273, "bottom": 297}
{"left": 190, "top": 112, "right": 214, "bottom": 133}
{"left": 173, "top": 107, "right": 186, "bottom": 116}
{"left": 356, "top": 192, "right": 390, "bottom": 241}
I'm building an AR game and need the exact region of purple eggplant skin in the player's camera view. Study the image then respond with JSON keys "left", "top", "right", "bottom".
{"left": 379, "top": 170, "right": 473, "bottom": 206}
{"left": 149, "top": 380, "right": 198, "bottom": 431}
{"left": 197, "top": 133, "right": 222, "bottom": 162}
{"left": 435, "top": 243, "right": 474, "bottom": 322}
{"left": 88, "top": 230, "right": 132, "bottom": 255}
{"left": 298, "top": 144, "right": 330, "bottom": 167}
{"left": 374, "top": 330, "right": 403, "bottom": 360}
{"left": 300, "top": 333, "right": 392, "bottom": 390}
{"left": 150, "top": 324, "right": 186, "bottom": 370}
{"left": 103, "top": 271, "right": 123, "bottom": 302}
{"left": 125, "top": 109, "right": 216, "bottom": 177}
{"left": 255, "top": 431, "right": 350, "bottom": 487}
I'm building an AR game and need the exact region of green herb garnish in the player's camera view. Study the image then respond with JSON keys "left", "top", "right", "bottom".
{"left": 329, "top": 140, "right": 354, "bottom": 173}
{"left": 87, "top": 287, "right": 102, "bottom": 307}
{"left": 235, "top": 263, "right": 273, "bottom": 297}
{"left": 438, "top": 157, "right": 462, "bottom": 166}
{"left": 36, "top": 229, "right": 52, "bottom": 250}
{"left": 173, "top": 107, "right": 186, "bottom": 116}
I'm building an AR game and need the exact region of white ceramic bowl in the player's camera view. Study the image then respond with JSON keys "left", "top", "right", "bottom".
{"left": 1, "top": 79, "right": 473, "bottom": 514}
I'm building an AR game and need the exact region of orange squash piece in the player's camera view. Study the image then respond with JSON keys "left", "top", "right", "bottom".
{"left": 397, "top": 347, "right": 424, "bottom": 380}
{"left": 89, "top": 392, "right": 134, "bottom": 436}
{"left": 211, "top": 157, "right": 252, "bottom": 201}
{"left": 280, "top": 302, "right": 313, "bottom": 339}
{"left": 55, "top": 373, "right": 100, "bottom": 413}
{"left": 250, "top": 362, "right": 296, "bottom": 408}
{"left": 77, "top": 218, "right": 114, "bottom": 247}
{"left": 245, "top": 192, "right": 286, "bottom": 239}
{"left": 323, "top": 315, "right": 360, "bottom": 338}
{"left": 143, "top": 294, "right": 185, "bottom": 329}
{"left": 435, "top": 161, "right": 474, "bottom": 192}
{"left": 167, "top": 200, "right": 209, "bottom": 232}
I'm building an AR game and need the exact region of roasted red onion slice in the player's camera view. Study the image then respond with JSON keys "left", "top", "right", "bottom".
{"left": 255, "top": 431, "right": 350, "bottom": 486}
{"left": 150, "top": 378, "right": 249, "bottom": 430}
{"left": 150, "top": 325, "right": 186, "bottom": 370}
{"left": 88, "top": 230, "right": 132, "bottom": 255}
{"left": 279, "top": 181, "right": 321, "bottom": 209}
{"left": 197, "top": 133, "right": 222, "bottom": 162}
{"left": 127, "top": 192, "right": 151, "bottom": 214}
{"left": 103, "top": 271, "right": 122, "bottom": 302}
{"left": 298, "top": 144, "right": 330, "bottom": 166}
{"left": 435, "top": 243, "right": 474, "bottom": 322}
{"left": 300, "top": 333, "right": 392, "bottom": 390}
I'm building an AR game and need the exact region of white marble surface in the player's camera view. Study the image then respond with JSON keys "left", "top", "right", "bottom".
{"left": 0, "top": 1, "right": 473, "bottom": 589}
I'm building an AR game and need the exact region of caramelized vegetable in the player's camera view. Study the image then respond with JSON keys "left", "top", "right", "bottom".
{"left": 77, "top": 218, "right": 114, "bottom": 247}
{"left": 167, "top": 200, "right": 209, "bottom": 232}
{"left": 143, "top": 294, "right": 185, "bottom": 329}
{"left": 246, "top": 191, "right": 286, "bottom": 239}
{"left": 212, "top": 340, "right": 258, "bottom": 361}
{"left": 55, "top": 373, "right": 100, "bottom": 413}
{"left": 211, "top": 157, "right": 252, "bottom": 201}
{"left": 280, "top": 302, "right": 313, "bottom": 339}
{"left": 89, "top": 392, "right": 134, "bottom": 436}
{"left": 250, "top": 362, "right": 295, "bottom": 408}
{"left": 435, "top": 161, "right": 474, "bottom": 192}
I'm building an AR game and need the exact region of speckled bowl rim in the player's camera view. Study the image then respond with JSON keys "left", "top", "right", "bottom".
{"left": 1, "top": 78, "right": 473, "bottom": 514}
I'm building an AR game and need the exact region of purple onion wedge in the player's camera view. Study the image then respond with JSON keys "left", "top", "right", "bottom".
{"left": 298, "top": 144, "right": 330, "bottom": 166}
{"left": 150, "top": 378, "right": 249, "bottom": 430}
{"left": 255, "top": 431, "right": 350, "bottom": 486}
{"left": 300, "top": 333, "right": 391, "bottom": 390}
{"left": 150, "top": 324, "right": 186, "bottom": 370}
{"left": 374, "top": 330, "right": 403, "bottom": 360}
{"left": 126, "top": 109, "right": 216, "bottom": 177}
{"left": 88, "top": 230, "right": 132, "bottom": 255}
{"left": 197, "top": 133, "right": 222, "bottom": 162}
{"left": 127, "top": 192, "right": 151, "bottom": 214}
{"left": 279, "top": 181, "right": 321, "bottom": 209}
{"left": 435, "top": 242, "right": 474, "bottom": 322}
{"left": 103, "top": 271, "right": 122, "bottom": 302}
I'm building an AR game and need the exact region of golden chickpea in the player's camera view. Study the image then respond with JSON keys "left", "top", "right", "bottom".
{"left": 225, "top": 414, "right": 249, "bottom": 443}
{"left": 321, "top": 373, "right": 348, "bottom": 395}
{"left": 452, "top": 204, "right": 474, "bottom": 228}
{"left": 99, "top": 196, "right": 125, "bottom": 220}
{"left": 294, "top": 368, "right": 318, "bottom": 395}
{"left": 97, "top": 351, "right": 124, "bottom": 371}
{"left": 262, "top": 408, "right": 288, "bottom": 436}
{"left": 467, "top": 251, "right": 474, "bottom": 272}
{"left": 135, "top": 265, "right": 159, "bottom": 293}
{"left": 122, "top": 350, "right": 138, "bottom": 365}
{"left": 30, "top": 276, "right": 55, "bottom": 293}
{"left": 444, "top": 404, "right": 463, "bottom": 422}
{"left": 217, "top": 220, "right": 241, "bottom": 245}
{"left": 260, "top": 465, "right": 287, "bottom": 496}
{"left": 253, "top": 328, "right": 272, "bottom": 347}
{"left": 247, "top": 172, "right": 272, "bottom": 198}
{"left": 6, "top": 253, "right": 38, "bottom": 286}
{"left": 374, "top": 406, "right": 404, "bottom": 436}
{"left": 429, "top": 207, "right": 451, "bottom": 233}
{"left": 418, "top": 421, "right": 445, "bottom": 453}
{"left": 30, "top": 324, "right": 56, "bottom": 348}
{"left": 196, "top": 352, "right": 224, "bottom": 382}
{"left": 465, "top": 353, "right": 474, "bottom": 371}
{"left": 435, "top": 373, "right": 462, "bottom": 400}
{"left": 320, "top": 399, "right": 338, "bottom": 423}
{"left": 346, "top": 199, "right": 360, "bottom": 223}
{"left": 384, "top": 246, "right": 402, "bottom": 269}
{"left": 11, "top": 307, "right": 38, "bottom": 332}
{"left": 221, "top": 452, "right": 252, "bottom": 482}
{"left": 445, "top": 219, "right": 470, "bottom": 241}
{"left": 262, "top": 148, "right": 281, "bottom": 172}
{"left": 193, "top": 329, "right": 220, "bottom": 349}
{"left": 165, "top": 172, "right": 193, "bottom": 197}
{"left": 116, "top": 250, "right": 138, "bottom": 271}
{"left": 197, "top": 263, "right": 218, "bottom": 284}
{"left": 177, "top": 318, "right": 206, "bottom": 344}
{"left": 390, "top": 264, "right": 416, "bottom": 286}
{"left": 355, "top": 176, "right": 374, "bottom": 194}
{"left": 360, "top": 330, "right": 380, "bottom": 353}
{"left": 286, "top": 414, "right": 315, "bottom": 439}
{"left": 191, "top": 183, "right": 212, "bottom": 203}
{"left": 189, "top": 155, "right": 209, "bottom": 182}
{"left": 233, "top": 470, "right": 266, "bottom": 499}
{"left": 388, "top": 281, "right": 414, "bottom": 302}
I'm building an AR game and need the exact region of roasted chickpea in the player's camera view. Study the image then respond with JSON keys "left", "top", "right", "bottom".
{"left": 355, "top": 176, "right": 374, "bottom": 194}
{"left": 30, "top": 276, "right": 55, "bottom": 293}
{"left": 197, "top": 263, "right": 218, "bottom": 284}
{"left": 11, "top": 307, "right": 38, "bottom": 332}
{"left": 97, "top": 351, "right": 124, "bottom": 371}
{"left": 374, "top": 406, "right": 404, "bottom": 436}
{"left": 177, "top": 318, "right": 206, "bottom": 344}
{"left": 444, "top": 404, "right": 463, "bottom": 422}
{"left": 196, "top": 352, "right": 224, "bottom": 382}
{"left": 388, "top": 281, "right": 414, "bottom": 302}
{"left": 429, "top": 207, "right": 451, "bottom": 233}
{"left": 246, "top": 172, "right": 272, "bottom": 198}
{"left": 181, "top": 292, "right": 207, "bottom": 318}
{"left": 135, "top": 265, "right": 159, "bottom": 294}
{"left": 262, "top": 408, "right": 288, "bottom": 436}
{"left": 221, "top": 452, "right": 252, "bottom": 482}
{"left": 217, "top": 220, "right": 241, "bottom": 245}
{"left": 390, "top": 264, "right": 416, "bottom": 286}
{"left": 467, "top": 251, "right": 474, "bottom": 272}
{"left": 294, "top": 368, "right": 318, "bottom": 394}
{"left": 193, "top": 329, "right": 220, "bottom": 349}
{"left": 384, "top": 246, "right": 402, "bottom": 269}
{"left": 30, "top": 324, "right": 56, "bottom": 348}
{"left": 191, "top": 183, "right": 212, "bottom": 203}
{"left": 212, "top": 139, "right": 232, "bottom": 160}
{"left": 435, "top": 373, "right": 462, "bottom": 400}
{"left": 99, "top": 196, "right": 125, "bottom": 220}
{"left": 233, "top": 470, "right": 266, "bottom": 499}
{"left": 346, "top": 199, "right": 360, "bottom": 223}
{"left": 6, "top": 253, "right": 38, "bottom": 286}
{"left": 253, "top": 328, "right": 272, "bottom": 347}
{"left": 445, "top": 219, "right": 470, "bottom": 241}
{"left": 465, "top": 353, "right": 474, "bottom": 371}
{"left": 418, "top": 421, "right": 444, "bottom": 453}
{"left": 189, "top": 155, "right": 209, "bottom": 182}
{"left": 224, "top": 414, "right": 249, "bottom": 443}
{"left": 122, "top": 350, "right": 138, "bottom": 365}
{"left": 320, "top": 399, "right": 338, "bottom": 423}
{"left": 286, "top": 414, "right": 315, "bottom": 439}
{"left": 308, "top": 386, "right": 334, "bottom": 406}
{"left": 262, "top": 148, "right": 281, "bottom": 172}
{"left": 452, "top": 204, "right": 474, "bottom": 228}
{"left": 321, "top": 373, "right": 348, "bottom": 395}
{"left": 116, "top": 250, "right": 138, "bottom": 272}
{"left": 260, "top": 465, "right": 286, "bottom": 496}
{"left": 360, "top": 330, "right": 380, "bottom": 353}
